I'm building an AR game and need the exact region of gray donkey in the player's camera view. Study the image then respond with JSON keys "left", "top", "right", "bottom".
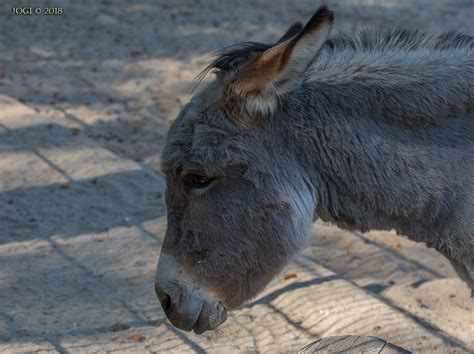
{"left": 155, "top": 5, "right": 474, "bottom": 334}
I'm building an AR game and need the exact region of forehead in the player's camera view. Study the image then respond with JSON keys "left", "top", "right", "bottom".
{"left": 161, "top": 85, "right": 249, "bottom": 175}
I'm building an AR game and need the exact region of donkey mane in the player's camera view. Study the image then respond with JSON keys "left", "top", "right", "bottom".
{"left": 196, "top": 28, "right": 473, "bottom": 126}
{"left": 310, "top": 29, "right": 473, "bottom": 126}
{"left": 326, "top": 28, "right": 474, "bottom": 53}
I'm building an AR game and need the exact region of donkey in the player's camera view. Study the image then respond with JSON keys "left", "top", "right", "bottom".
{"left": 155, "top": 5, "right": 474, "bottom": 333}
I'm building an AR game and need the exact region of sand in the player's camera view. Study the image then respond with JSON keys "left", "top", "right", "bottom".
{"left": 0, "top": 0, "right": 473, "bottom": 352}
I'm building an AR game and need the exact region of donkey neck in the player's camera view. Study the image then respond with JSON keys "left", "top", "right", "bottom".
{"left": 283, "top": 86, "right": 470, "bottom": 241}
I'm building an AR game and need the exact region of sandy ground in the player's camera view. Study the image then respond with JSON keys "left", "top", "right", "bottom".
{"left": 0, "top": 0, "right": 473, "bottom": 352}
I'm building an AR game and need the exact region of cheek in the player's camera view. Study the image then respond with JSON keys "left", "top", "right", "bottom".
{"left": 185, "top": 201, "right": 297, "bottom": 287}
{"left": 185, "top": 190, "right": 299, "bottom": 260}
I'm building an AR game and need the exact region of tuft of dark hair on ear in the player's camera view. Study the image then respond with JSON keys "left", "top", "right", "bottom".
{"left": 298, "top": 5, "right": 335, "bottom": 38}
{"left": 277, "top": 22, "right": 304, "bottom": 44}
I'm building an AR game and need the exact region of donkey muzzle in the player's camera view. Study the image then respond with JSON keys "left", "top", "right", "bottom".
{"left": 155, "top": 253, "right": 227, "bottom": 333}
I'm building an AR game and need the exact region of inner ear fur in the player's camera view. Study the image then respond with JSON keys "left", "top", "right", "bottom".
{"left": 225, "top": 5, "right": 334, "bottom": 116}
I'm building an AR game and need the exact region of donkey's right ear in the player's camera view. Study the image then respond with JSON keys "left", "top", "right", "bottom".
{"left": 224, "top": 5, "right": 334, "bottom": 117}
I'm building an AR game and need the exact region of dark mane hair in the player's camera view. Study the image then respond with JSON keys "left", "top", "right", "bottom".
{"left": 192, "top": 42, "right": 271, "bottom": 91}
{"left": 325, "top": 28, "right": 474, "bottom": 53}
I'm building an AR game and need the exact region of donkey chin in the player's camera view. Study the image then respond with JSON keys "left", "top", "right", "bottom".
{"left": 155, "top": 253, "right": 227, "bottom": 334}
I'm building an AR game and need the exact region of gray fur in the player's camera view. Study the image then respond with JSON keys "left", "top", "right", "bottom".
{"left": 155, "top": 8, "right": 474, "bottom": 333}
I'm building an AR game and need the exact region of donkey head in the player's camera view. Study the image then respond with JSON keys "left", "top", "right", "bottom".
{"left": 155, "top": 6, "right": 334, "bottom": 333}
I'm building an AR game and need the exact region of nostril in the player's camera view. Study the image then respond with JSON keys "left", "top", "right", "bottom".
{"left": 162, "top": 293, "right": 171, "bottom": 312}
{"left": 155, "top": 284, "right": 172, "bottom": 312}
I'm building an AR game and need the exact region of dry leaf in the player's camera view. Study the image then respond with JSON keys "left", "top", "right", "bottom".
{"left": 390, "top": 242, "right": 401, "bottom": 249}
{"left": 130, "top": 334, "right": 145, "bottom": 342}
{"left": 284, "top": 273, "right": 297, "bottom": 280}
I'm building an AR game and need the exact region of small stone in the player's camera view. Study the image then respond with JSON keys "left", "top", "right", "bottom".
{"left": 134, "top": 260, "right": 147, "bottom": 267}
{"left": 70, "top": 127, "right": 81, "bottom": 135}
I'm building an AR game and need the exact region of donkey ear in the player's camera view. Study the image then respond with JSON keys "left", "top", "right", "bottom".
{"left": 276, "top": 22, "right": 304, "bottom": 44}
{"left": 226, "top": 5, "right": 334, "bottom": 116}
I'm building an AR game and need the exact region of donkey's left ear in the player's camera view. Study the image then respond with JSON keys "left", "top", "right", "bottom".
{"left": 226, "top": 5, "right": 334, "bottom": 116}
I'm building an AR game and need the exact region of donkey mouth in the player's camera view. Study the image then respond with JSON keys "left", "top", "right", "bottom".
{"left": 163, "top": 299, "right": 227, "bottom": 334}
{"left": 192, "top": 301, "right": 227, "bottom": 334}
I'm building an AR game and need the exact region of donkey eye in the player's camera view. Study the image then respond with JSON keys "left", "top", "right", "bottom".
{"left": 183, "top": 173, "right": 214, "bottom": 190}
